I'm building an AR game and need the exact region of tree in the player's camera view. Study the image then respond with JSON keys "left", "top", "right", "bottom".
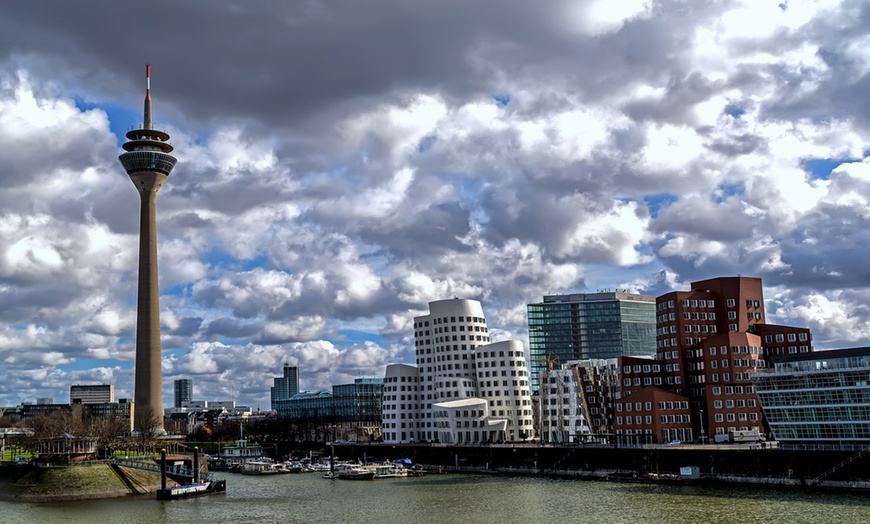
{"left": 87, "top": 415, "right": 127, "bottom": 459}
{"left": 28, "top": 410, "right": 84, "bottom": 439}
{"left": 133, "top": 406, "right": 163, "bottom": 453}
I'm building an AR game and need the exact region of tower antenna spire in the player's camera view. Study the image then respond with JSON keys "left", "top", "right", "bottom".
{"left": 144, "top": 64, "right": 152, "bottom": 130}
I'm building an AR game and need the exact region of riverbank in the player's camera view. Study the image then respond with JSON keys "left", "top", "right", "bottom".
{"left": 0, "top": 463, "right": 163, "bottom": 502}
{"left": 335, "top": 442, "right": 870, "bottom": 492}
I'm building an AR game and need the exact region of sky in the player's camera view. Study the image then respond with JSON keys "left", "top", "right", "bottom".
{"left": 1, "top": 0, "right": 870, "bottom": 410}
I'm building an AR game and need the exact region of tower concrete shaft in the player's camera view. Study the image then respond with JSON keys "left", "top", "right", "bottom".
{"left": 118, "top": 65, "right": 177, "bottom": 432}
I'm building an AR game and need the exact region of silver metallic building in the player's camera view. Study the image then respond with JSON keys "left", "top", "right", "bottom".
{"left": 751, "top": 347, "right": 870, "bottom": 444}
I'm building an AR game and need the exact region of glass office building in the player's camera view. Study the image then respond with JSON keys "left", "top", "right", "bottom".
{"left": 527, "top": 292, "right": 656, "bottom": 392}
{"left": 752, "top": 347, "right": 870, "bottom": 443}
{"left": 273, "top": 378, "right": 382, "bottom": 423}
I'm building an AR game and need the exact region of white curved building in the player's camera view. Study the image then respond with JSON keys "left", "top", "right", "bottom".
{"left": 383, "top": 298, "right": 535, "bottom": 444}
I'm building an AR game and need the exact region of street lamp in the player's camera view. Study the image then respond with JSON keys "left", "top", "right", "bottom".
{"left": 699, "top": 408, "right": 706, "bottom": 442}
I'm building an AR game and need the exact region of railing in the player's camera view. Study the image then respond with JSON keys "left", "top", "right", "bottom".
{"left": 112, "top": 458, "right": 209, "bottom": 481}
{"left": 810, "top": 446, "right": 870, "bottom": 485}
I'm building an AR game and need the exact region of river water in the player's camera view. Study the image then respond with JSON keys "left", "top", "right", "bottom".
{"left": 3, "top": 472, "right": 869, "bottom": 524}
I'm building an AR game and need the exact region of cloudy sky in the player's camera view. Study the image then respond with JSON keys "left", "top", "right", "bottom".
{"left": 1, "top": 0, "right": 869, "bottom": 409}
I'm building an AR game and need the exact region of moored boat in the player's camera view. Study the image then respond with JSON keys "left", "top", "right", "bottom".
{"left": 367, "top": 462, "right": 409, "bottom": 479}
{"left": 337, "top": 465, "right": 375, "bottom": 480}
{"left": 240, "top": 460, "right": 281, "bottom": 475}
{"left": 156, "top": 479, "right": 227, "bottom": 500}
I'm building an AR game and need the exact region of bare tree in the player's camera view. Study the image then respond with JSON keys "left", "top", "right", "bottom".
{"left": 133, "top": 406, "right": 162, "bottom": 454}
{"left": 87, "top": 415, "right": 128, "bottom": 459}
{"left": 28, "top": 410, "right": 85, "bottom": 439}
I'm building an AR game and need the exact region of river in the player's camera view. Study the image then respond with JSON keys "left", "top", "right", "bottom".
{"left": 3, "top": 472, "right": 869, "bottom": 523}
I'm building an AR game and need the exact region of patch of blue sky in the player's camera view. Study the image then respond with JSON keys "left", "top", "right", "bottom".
{"left": 201, "top": 247, "right": 260, "bottom": 272}
{"left": 335, "top": 329, "right": 388, "bottom": 347}
{"left": 458, "top": 174, "right": 485, "bottom": 198}
{"left": 74, "top": 97, "right": 140, "bottom": 146}
{"left": 417, "top": 134, "right": 436, "bottom": 153}
{"left": 62, "top": 359, "right": 131, "bottom": 372}
{"left": 713, "top": 183, "right": 745, "bottom": 203}
{"left": 493, "top": 93, "right": 511, "bottom": 107}
{"left": 801, "top": 157, "right": 854, "bottom": 181}
{"left": 643, "top": 193, "right": 678, "bottom": 219}
{"left": 724, "top": 103, "right": 745, "bottom": 118}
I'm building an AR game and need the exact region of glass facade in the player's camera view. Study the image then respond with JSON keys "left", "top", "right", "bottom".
{"left": 528, "top": 293, "right": 656, "bottom": 392}
{"left": 273, "top": 378, "right": 383, "bottom": 424}
{"left": 752, "top": 347, "right": 870, "bottom": 443}
{"left": 174, "top": 378, "right": 192, "bottom": 408}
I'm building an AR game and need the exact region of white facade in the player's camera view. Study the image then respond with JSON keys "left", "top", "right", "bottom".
{"left": 538, "top": 366, "right": 589, "bottom": 443}
{"left": 382, "top": 298, "right": 535, "bottom": 444}
{"left": 70, "top": 384, "right": 114, "bottom": 405}
{"left": 382, "top": 364, "right": 421, "bottom": 443}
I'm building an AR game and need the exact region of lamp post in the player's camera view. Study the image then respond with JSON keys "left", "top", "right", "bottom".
{"left": 699, "top": 408, "right": 706, "bottom": 443}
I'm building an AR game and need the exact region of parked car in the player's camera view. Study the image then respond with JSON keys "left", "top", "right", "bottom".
{"left": 665, "top": 440, "right": 681, "bottom": 446}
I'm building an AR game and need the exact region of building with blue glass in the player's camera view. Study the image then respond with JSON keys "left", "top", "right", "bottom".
{"left": 270, "top": 363, "right": 299, "bottom": 409}
{"left": 273, "top": 378, "right": 383, "bottom": 442}
{"left": 527, "top": 292, "right": 656, "bottom": 392}
{"left": 752, "top": 347, "right": 870, "bottom": 444}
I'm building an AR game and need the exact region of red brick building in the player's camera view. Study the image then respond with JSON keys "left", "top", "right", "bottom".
{"left": 537, "top": 276, "right": 813, "bottom": 444}
{"left": 655, "top": 276, "right": 812, "bottom": 441}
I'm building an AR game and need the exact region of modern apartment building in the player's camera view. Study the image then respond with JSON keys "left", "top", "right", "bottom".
{"left": 382, "top": 298, "right": 535, "bottom": 444}
{"left": 270, "top": 363, "right": 300, "bottom": 409}
{"left": 527, "top": 292, "right": 656, "bottom": 393}
{"left": 173, "top": 378, "right": 192, "bottom": 408}
{"left": 70, "top": 384, "right": 114, "bottom": 405}
{"left": 655, "top": 276, "right": 812, "bottom": 440}
{"left": 752, "top": 346, "right": 870, "bottom": 444}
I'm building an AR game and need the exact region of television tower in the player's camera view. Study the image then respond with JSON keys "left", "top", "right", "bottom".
{"left": 118, "top": 65, "right": 177, "bottom": 431}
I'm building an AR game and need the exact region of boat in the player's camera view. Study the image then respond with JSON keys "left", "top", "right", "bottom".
{"left": 156, "top": 479, "right": 227, "bottom": 500}
{"left": 392, "top": 458, "right": 423, "bottom": 476}
{"left": 367, "top": 462, "right": 409, "bottom": 479}
{"left": 337, "top": 465, "right": 375, "bottom": 480}
{"left": 240, "top": 460, "right": 281, "bottom": 475}
{"left": 206, "top": 455, "right": 230, "bottom": 471}
{"left": 219, "top": 427, "right": 269, "bottom": 467}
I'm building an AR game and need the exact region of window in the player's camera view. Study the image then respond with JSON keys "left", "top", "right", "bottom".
{"left": 726, "top": 298, "right": 736, "bottom": 307}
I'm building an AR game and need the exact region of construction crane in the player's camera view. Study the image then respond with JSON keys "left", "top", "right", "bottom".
{"left": 532, "top": 353, "right": 561, "bottom": 443}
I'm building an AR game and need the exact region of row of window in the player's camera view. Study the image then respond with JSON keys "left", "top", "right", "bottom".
{"left": 617, "top": 414, "right": 691, "bottom": 425}
{"left": 712, "top": 398, "right": 757, "bottom": 409}
{"left": 414, "top": 315, "right": 487, "bottom": 329}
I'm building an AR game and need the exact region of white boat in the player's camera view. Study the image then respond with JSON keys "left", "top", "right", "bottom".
{"left": 337, "top": 465, "right": 375, "bottom": 480}
{"left": 240, "top": 460, "right": 281, "bottom": 475}
{"left": 220, "top": 427, "right": 267, "bottom": 466}
{"left": 366, "top": 462, "right": 409, "bottom": 479}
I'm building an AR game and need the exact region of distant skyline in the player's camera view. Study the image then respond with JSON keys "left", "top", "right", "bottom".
{"left": 1, "top": 1, "right": 869, "bottom": 409}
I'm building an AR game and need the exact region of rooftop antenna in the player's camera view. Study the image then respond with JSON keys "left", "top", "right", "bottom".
{"left": 144, "top": 64, "right": 152, "bottom": 130}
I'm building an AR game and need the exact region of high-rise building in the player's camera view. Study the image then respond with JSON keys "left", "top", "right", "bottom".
{"left": 118, "top": 65, "right": 177, "bottom": 430}
{"left": 174, "top": 379, "right": 193, "bottom": 408}
{"left": 527, "top": 292, "right": 657, "bottom": 392}
{"left": 70, "top": 384, "right": 114, "bottom": 404}
{"left": 270, "top": 364, "right": 300, "bottom": 409}
{"left": 655, "top": 276, "right": 812, "bottom": 440}
{"left": 382, "top": 298, "right": 535, "bottom": 444}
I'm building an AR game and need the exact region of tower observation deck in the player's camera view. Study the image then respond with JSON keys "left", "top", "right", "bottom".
{"left": 118, "top": 64, "right": 176, "bottom": 433}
